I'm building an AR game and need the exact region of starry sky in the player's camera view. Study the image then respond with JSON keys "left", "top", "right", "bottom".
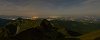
{"left": 0, "top": 0, "right": 100, "bottom": 17}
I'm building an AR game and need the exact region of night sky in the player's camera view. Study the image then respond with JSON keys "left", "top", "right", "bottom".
{"left": 0, "top": 0, "right": 100, "bottom": 17}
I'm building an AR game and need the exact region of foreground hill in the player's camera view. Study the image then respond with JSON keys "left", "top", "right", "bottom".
{"left": 13, "top": 19, "right": 65, "bottom": 40}
{"left": 0, "top": 18, "right": 100, "bottom": 40}
{"left": 0, "top": 19, "right": 69, "bottom": 40}
{"left": 80, "top": 30, "right": 100, "bottom": 40}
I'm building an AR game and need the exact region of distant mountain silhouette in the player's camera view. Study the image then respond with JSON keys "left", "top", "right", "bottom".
{"left": 0, "top": 18, "right": 9, "bottom": 27}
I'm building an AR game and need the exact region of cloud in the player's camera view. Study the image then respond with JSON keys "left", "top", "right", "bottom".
{"left": 0, "top": 0, "right": 100, "bottom": 17}
{"left": 0, "top": 0, "right": 44, "bottom": 16}
{"left": 61, "top": 0, "right": 100, "bottom": 16}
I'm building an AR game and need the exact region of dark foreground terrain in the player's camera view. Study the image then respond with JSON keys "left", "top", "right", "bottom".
{"left": 0, "top": 18, "right": 100, "bottom": 40}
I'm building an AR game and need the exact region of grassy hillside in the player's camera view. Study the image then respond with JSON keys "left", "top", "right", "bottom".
{"left": 0, "top": 18, "right": 100, "bottom": 40}
{"left": 80, "top": 30, "right": 100, "bottom": 40}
